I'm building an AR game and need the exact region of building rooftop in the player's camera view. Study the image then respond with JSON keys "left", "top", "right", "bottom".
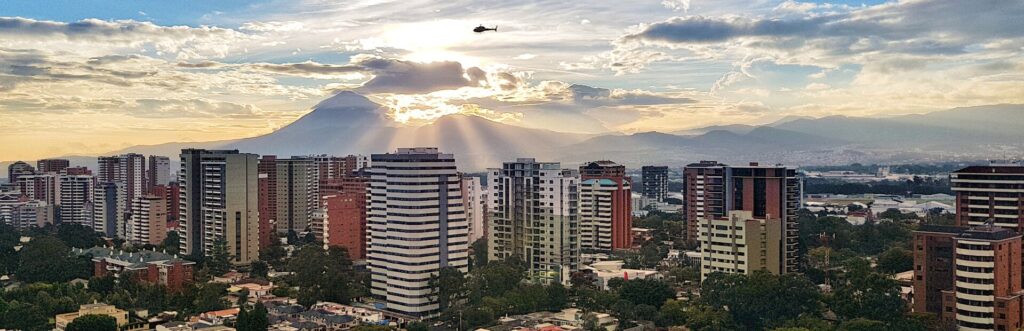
{"left": 954, "top": 165, "right": 1024, "bottom": 174}
{"left": 76, "top": 247, "right": 195, "bottom": 269}
{"left": 960, "top": 224, "right": 1021, "bottom": 241}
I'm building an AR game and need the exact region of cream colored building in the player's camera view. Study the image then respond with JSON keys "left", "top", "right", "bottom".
{"left": 55, "top": 303, "right": 129, "bottom": 331}
{"left": 179, "top": 149, "right": 260, "bottom": 264}
{"left": 487, "top": 159, "right": 579, "bottom": 285}
{"left": 698, "top": 210, "right": 783, "bottom": 280}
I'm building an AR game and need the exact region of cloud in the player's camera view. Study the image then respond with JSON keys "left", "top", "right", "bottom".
{"left": 353, "top": 55, "right": 485, "bottom": 94}
{"left": 661, "top": 0, "right": 691, "bottom": 12}
{"left": 240, "top": 21, "right": 305, "bottom": 32}
{"left": 0, "top": 17, "right": 247, "bottom": 59}
{"left": 246, "top": 61, "right": 366, "bottom": 79}
{"left": 131, "top": 98, "right": 263, "bottom": 118}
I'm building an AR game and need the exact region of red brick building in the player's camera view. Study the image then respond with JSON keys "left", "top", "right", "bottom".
{"left": 321, "top": 174, "right": 368, "bottom": 259}
{"left": 78, "top": 247, "right": 195, "bottom": 291}
{"left": 579, "top": 161, "right": 632, "bottom": 251}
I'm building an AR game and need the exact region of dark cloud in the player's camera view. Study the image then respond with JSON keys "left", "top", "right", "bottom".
{"left": 352, "top": 55, "right": 483, "bottom": 94}
{"left": 177, "top": 61, "right": 223, "bottom": 68}
{"left": 0, "top": 17, "right": 241, "bottom": 42}
{"left": 247, "top": 61, "right": 364, "bottom": 77}
{"left": 622, "top": 1, "right": 1024, "bottom": 57}
{"left": 570, "top": 84, "right": 694, "bottom": 106}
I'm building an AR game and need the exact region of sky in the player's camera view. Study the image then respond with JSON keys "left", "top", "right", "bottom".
{"left": 1, "top": 0, "right": 1022, "bottom": 160}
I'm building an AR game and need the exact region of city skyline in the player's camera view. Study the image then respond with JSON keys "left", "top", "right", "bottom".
{"left": 3, "top": 0, "right": 1023, "bottom": 160}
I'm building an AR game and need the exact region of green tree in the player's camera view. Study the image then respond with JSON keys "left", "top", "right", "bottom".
{"left": 830, "top": 267, "right": 906, "bottom": 322}
{"left": 56, "top": 223, "right": 100, "bottom": 249}
{"left": 250, "top": 260, "right": 269, "bottom": 279}
{"left": 701, "top": 272, "right": 821, "bottom": 330}
{"left": 656, "top": 299, "right": 687, "bottom": 327}
{"left": 1, "top": 301, "right": 50, "bottom": 331}
{"left": 66, "top": 314, "right": 117, "bottom": 331}
{"left": 406, "top": 321, "right": 430, "bottom": 331}
{"left": 430, "top": 266, "right": 466, "bottom": 313}
{"left": 161, "top": 231, "right": 181, "bottom": 255}
{"left": 837, "top": 318, "right": 888, "bottom": 331}
{"left": 207, "top": 238, "right": 231, "bottom": 276}
{"left": 236, "top": 302, "right": 269, "bottom": 331}
{"left": 687, "top": 304, "right": 739, "bottom": 331}
{"left": 471, "top": 238, "right": 488, "bottom": 270}
{"left": 876, "top": 247, "right": 913, "bottom": 274}
{"left": 617, "top": 278, "right": 675, "bottom": 308}
{"left": 17, "top": 236, "right": 77, "bottom": 283}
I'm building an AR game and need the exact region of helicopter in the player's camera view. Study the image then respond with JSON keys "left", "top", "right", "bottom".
{"left": 473, "top": 25, "right": 497, "bottom": 33}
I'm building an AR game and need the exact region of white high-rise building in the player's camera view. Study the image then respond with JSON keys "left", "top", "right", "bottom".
{"left": 179, "top": 149, "right": 260, "bottom": 264}
{"left": 487, "top": 158, "right": 579, "bottom": 284}
{"left": 148, "top": 155, "right": 171, "bottom": 190}
{"left": 16, "top": 173, "right": 60, "bottom": 206}
{"left": 98, "top": 153, "right": 146, "bottom": 205}
{"left": 367, "top": 148, "right": 468, "bottom": 317}
{"left": 462, "top": 176, "right": 486, "bottom": 244}
{"left": 59, "top": 174, "right": 95, "bottom": 226}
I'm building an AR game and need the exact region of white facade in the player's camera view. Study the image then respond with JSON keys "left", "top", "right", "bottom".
{"left": 99, "top": 153, "right": 146, "bottom": 205}
{"left": 462, "top": 176, "right": 486, "bottom": 243}
{"left": 367, "top": 148, "right": 469, "bottom": 316}
{"left": 487, "top": 159, "right": 579, "bottom": 284}
{"left": 698, "top": 210, "right": 783, "bottom": 280}
{"left": 149, "top": 155, "right": 171, "bottom": 187}
{"left": 579, "top": 178, "right": 618, "bottom": 252}
{"left": 59, "top": 174, "right": 94, "bottom": 226}
{"left": 16, "top": 173, "right": 60, "bottom": 206}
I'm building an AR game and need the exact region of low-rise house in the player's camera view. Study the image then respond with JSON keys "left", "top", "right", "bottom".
{"left": 55, "top": 303, "right": 146, "bottom": 331}
{"left": 583, "top": 261, "right": 660, "bottom": 290}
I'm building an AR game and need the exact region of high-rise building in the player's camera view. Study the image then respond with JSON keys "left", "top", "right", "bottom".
{"left": 488, "top": 158, "right": 579, "bottom": 284}
{"left": 322, "top": 191, "right": 367, "bottom": 259}
{"left": 7, "top": 161, "right": 35, "bottom": 183}
{"left": 273, "top": 157, "right": 320, "bottom": 234}
{"left": 684, "top": 161, "right": 801, "bottom": 273}
{"left": 698, "top": 210, "right": 783, "bottom": 280}
{"left": 127, "top": 195, "right": 168, "bottom": 246}
{"left": 641, "top": 166, "right": 669, "bottom": 202}
{"left": 7, "top": 200, "right": 55, "bottom": 229}
{"left": 93, "top": 182, "right": 125, "bottom": 237}
{"left": 951, "top": 165, "right": 1024, "bottom": 231}
{"left": 946, "top": 225, "right": 1022, "bottom": 330}
{"left": 911, "top": 225, "right": 961, "bottom": 316}
{"left": 179, "top": 149, "right": 260, "bottom": 264}
{"left": 462, "top": 176, "right": 486, "bottom": 244}
{"left": 98, "top": 153, "right": 146, "bottom": 205}
{"left": 150, "top": 183, "right": 180, "bottom": 223}
{"left": 258, "top": 155, "right": 278, "bottom": 247}
{"left": 37, "top": 159, "right": 70, "bottom": 174}
{"left": 16, "top": 173, "right": 60, "bottom": 206}
{"left": 64, "top": 166, "right": 93, "bottom": 176}
{"left": 684, "top": 160, "right": 726, "bottom": 243}
{"left": 368, "top": 148, "right": 468, "bottom": 316}
{"left": 147, "top": 155, "right": 171, "bottom": 191}
{"left": 59, "top": 174, "right": 95, "bottom": 226}
{"left": 579, "top": 161, "right": 632, "bottom": 251}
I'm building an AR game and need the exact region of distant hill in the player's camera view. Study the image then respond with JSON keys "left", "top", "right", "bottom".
{"left": 15, "top": 94, "right": 1020, "bottom": 171}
